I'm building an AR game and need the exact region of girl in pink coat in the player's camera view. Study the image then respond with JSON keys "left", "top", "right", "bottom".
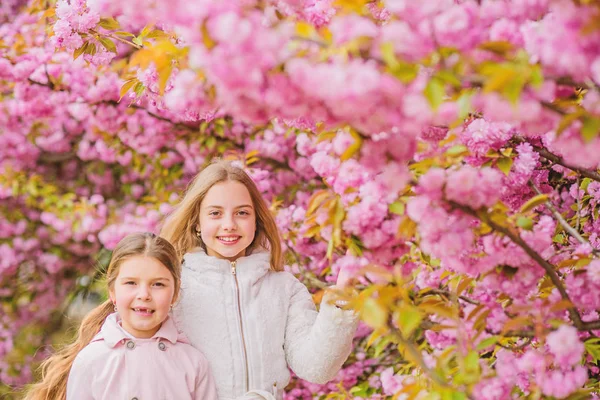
{"left": 25, "top": 232, "right": 218, "bottom": 400}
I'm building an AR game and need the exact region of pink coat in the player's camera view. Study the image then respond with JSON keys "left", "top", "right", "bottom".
{"left": 66, "top": 313, "right": 218, "bottom": 400}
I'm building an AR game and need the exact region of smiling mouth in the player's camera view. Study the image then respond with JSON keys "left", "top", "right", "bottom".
{"left": 217, "top": 236, "right": 241, "bottom": 243}
{"left": 132, "top": 307, "right": 155, "bottom": 315}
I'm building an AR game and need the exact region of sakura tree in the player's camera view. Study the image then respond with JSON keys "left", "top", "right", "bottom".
{"left": 2, "top": 0, "right": 600, "bottom": 398}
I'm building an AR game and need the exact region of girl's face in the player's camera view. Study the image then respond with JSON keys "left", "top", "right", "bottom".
{"left": 109, "top": 256, "right": 176, "bottom": 338}
{"left": 199, "top": 180, "right": 256, "bottom": 262}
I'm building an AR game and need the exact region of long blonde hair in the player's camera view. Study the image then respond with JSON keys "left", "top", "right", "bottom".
{"left": 24, "top": 232, "right": 181, "bottom": 400}
{"left": 160, "top": 159, "right": 283, "bottom": 271}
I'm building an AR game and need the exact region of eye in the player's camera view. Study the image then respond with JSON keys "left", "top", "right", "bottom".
{"left": 124, "top": 281, "right": 136, "bottom": 285}
{"left": 237, "top": 210, "right": 250, "bottom": 216}
{"left": 209, "top": 210, "right": 221, "bottom": 216}
{"left": 153, "top": 282, "right": 166, "bottom": 287}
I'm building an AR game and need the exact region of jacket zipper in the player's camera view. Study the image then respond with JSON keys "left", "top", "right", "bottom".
{"left": 231, "top": 260, "right": 250, "bottom": 393}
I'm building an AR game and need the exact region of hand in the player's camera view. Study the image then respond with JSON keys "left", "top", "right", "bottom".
{"left": 335, "top": 264, "right": 355, "bottom": 288}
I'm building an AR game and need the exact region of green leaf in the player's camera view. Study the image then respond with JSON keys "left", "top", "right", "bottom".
{"left": 553, "top": 233, "right": 566, "bottom": 244}
{"left": 476, "top": 335, "right": 499, "bottom": 351}
{"left": 584, "top": 338, "right": 600, "bottom": 363}
{"left": 98, "top": 17, "right": 120, "bottom": 30}
{"left": 520, "top": 194, "right": 548, "bottom": 213}
{"left": 465, "top": 350, "right": 479, "bottom": 371}
{"left": 496, "top": 156, "right": 513, "bottom": 176}
{"left": 516, "top": 216, "right": 534, "bottom": 230}
{"left": 381, "top": 41, "right": 398, "bottom": 70}
{"left": 98, "top": 37, "right": 117, "bottom": 53}
{"left": 381, "top": 41, "right": 417, "bottom": 83}
{"left": 580, "top": 177, "right": 593, "bottom": 191}
{"left": 425, "top": 78, "right": 445, "bottom": 111}
{"left": 435, "top": 70, "right": 461, "bottom": 88}
{"left": 372, "top": 336, "right": 392, "bottom": 357}
{"left": 139, "top": 24, "right": 153, "bottom": 39}
{"left": 389, "top": 201, "right": 405, "bottom": 215}
{"left": 133, "top": 81, "right": 145, "bottom": 97}
{"left": 397, "top": 306, "right": 422, "bottom": 338}
{"left": 563, "top": 389, "right": 596, "bottom": 400}
{"left": 446, "top": 144, "right": 469, "bottom": 157}
{"left": 530, "top": 65, "right": 544, "bottom": 88}
{"left": 132, "top": 36, "right": 143, "bottom": 46}
{"left": 457, "top": 91, "right": 473, "bottom": 120}
{"left": 581, "top": 116, "right": 600, "bottom": 143}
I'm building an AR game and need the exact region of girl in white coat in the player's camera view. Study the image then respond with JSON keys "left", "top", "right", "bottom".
{"left": 161, "top": 160, "right": 359, "bottom": 400}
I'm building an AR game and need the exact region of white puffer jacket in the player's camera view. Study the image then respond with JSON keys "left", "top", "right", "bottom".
{"left": 173, "top": 249, "right": 359, "bottom": 400}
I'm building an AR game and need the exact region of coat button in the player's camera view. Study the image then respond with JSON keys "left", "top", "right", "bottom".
{"left": 126, "top": 340, "right": 135, "bottom": 350}
{"left": 158, "top": 342, "right": 166, "bottom": 351}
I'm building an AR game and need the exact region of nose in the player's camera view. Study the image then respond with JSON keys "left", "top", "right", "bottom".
{"left": 136, "top": 284, "right": 151, "bottom": 301}
{"left": 222, "top": 213, "right": 237, "bottom": 231}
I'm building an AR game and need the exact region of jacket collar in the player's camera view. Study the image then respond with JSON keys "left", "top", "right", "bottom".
{"left": 183, "top": 248, "right": 272, "bottom": 282}
{"left": 93, "top": 312, "right": 181, "bottom": 348}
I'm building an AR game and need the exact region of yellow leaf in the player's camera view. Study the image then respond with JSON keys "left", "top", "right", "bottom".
{"left": 482, "top": 65, "right": 518, "bottom": 93}
{"left": 501, "top": 315, "right": 532, "bottom": 334}
{"left": 201, "top": 20, "right": 216, "bottom": 50}
{"left": 98, "top": 37, "right": 117, "bottom": 53}
{"left": 73, "top": 41, "right": 88, "bottom": 60}
{"left": 496, "top": 156, "right": 513, "bottom": 176}
{"left": 397, "top": 217, "right": 417, "bottom": 239}
{"left": 549, "top": 299, "right": 574, "bottom": 313}
{"left": 119, "top": 79, "right": 138, "bottom": 100}
{"left": 98, "top": 17, "right": 120, "bottom": 31}
{"left": 317, "top": 130, "right": 337, "bottom": 143}
{"left": 456, "top": 276, "right": 473, "bottom": 296}
{"left": 361, "top": 298, "right": 388, "bottom": 329}
{"left": 295, "top": 22, "right": 315, "bottom": 38}
{"left": 333, "top": 0, "right": 369, "bottom": 13}
{"left": 340, "top": 129, "right": 363, "bottom": 161}
{"left": 478, "top": 41, "right": 513, "bottom": 55}
{"left": 306, "top": 190, "right": 332, "bottom": 216}
{"left": 519, "top": 194, "right": 548, "bottom": 213}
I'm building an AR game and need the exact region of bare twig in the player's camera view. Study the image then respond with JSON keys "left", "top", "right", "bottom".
{"left": 389, "top": 327, "right": 450, "bottom": 388}
{"left": 290, "top": 35, "right": 327, "bottom": 48}
{"left": 89, "top": 29, "right": 142, "bottom": 49}
{"left": 497, "top": 337, "right": 533, "bottom": 350}
{"left": 576, "top": 176, "right": 582, "bottom": 231}
{"left": 423, "top": 288, "right": 480, "bottom": 305}
{"left": 529, "top": 180, "right": 596, "bottom": 254}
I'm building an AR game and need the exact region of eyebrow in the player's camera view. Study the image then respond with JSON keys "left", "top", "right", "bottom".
{"left": 120, "top": 277, "right": 171, "bottom": 281}
{"left": 204, "top": 204, "right": 254, "bottom": 209}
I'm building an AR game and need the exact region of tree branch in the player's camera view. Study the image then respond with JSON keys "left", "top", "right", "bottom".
{"left": 514, "top": 136, "right": 600, "bottom": 182}
{"left": 448, "top": 201, "right": 585, "bottom": 329}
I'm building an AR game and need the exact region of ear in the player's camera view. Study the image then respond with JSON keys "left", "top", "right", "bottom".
{"left": 109, "top": 288, "right": 116, "bottom": 304}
